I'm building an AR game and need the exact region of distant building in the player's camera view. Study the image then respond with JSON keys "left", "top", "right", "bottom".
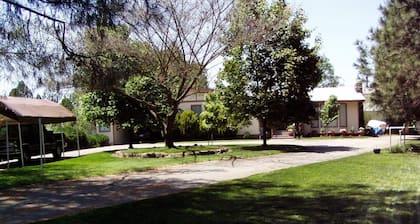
{"left": 96, "top": 123, "right": 129, "bottom": 145}
{"left": 356, "top": 81, "right": 386, "bottom": 123}
{"left": 178, "top": 88, "right": 260, "bottom": 137}
{"left": 179, "top": 86, "right": 366, "bottom": 137}
{"left": 178, "top": 88, "right": 212, "bottom": 115}
{"left": 101, "top": 86, "right": 367, "bottom": 144}
{"left": 303, "top": 87, "right": 365, "bottom": 136}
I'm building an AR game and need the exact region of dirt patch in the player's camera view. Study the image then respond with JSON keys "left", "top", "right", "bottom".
{"left": 113, "top": 148, "right": 230, "bottom": 158}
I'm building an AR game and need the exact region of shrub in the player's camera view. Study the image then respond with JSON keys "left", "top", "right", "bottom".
{"left": 175, "top": 110, "right": 200, "bottom": 139}
{"left": 87, "top": 134, "right": 109, "bottom": 147}
{"left": 243, "top": 131, "right": 251, "bottom": 139}
{"left": 390, "top": 144, "right": 411, "bottom": 153}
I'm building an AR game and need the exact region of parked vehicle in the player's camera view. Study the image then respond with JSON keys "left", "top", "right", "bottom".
{"left": 0, "top": 124, "right": 64, "bottom": 163}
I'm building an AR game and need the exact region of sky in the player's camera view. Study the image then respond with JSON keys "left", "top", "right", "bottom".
{"left": 288, "top": 0, "right": 385, "bottom": 87}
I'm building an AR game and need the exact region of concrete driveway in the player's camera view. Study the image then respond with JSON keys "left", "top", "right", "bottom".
{"left": 0, "top": 135, "right": 406, "bottom": 223}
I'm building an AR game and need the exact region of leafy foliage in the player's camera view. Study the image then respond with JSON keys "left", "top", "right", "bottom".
{"left": 317, "top": 56, "right": 341, "bottom": 87}
{"left": 87, "top": 133, "right": 109, "bottom": 147}
{"left": 79, "top": 91, "right": 154, "bottom": 132}
{"left": 218, "top": 0, "right": 322, "bottom": 145}
{"left": 175, "top": 110, "right": 199, "bottom": 136}
{"left": 320, "top": 95, "right": 340, "bottom": 128}
{"left": 199, "top": 92, "right": 249, "bottom": 136}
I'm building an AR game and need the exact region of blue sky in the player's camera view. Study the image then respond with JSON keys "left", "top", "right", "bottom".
{"left": 289, "top": 0, "right": 385, "bottom": 87}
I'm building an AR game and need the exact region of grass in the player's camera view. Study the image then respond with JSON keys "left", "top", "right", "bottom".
{"left": 37, "top": 142, "right": 420, "bottom": 224}
{"left": 0, "top": 144, "right": 289, "bottom": 189}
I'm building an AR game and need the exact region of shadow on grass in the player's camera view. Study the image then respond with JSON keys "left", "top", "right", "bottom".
{"left": 0, "top": 156, "right": 79, "bottom": 169}
{"left": 241, "top": 144, "right": 353, "bottom": 153}
{"left": 0, "top": 161, "right": 95, "bottom": 190}
{"left": 39, "top": 180, "right": 420, "bottom": 224}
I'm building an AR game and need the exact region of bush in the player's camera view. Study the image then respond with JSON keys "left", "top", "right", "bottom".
{"left": 175, "top": 110, "right": 200, "bottom": 139}
{"left": 390, "top": 144, "right": 411, "bottom": 153}
{"left": 243, "top": 131, "right": 251, "bottom": 139}
{"left": 87, "top": 134, "right": 109, "bottom": 147}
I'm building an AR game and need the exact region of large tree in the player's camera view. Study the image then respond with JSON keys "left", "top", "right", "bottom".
{"left": 365, "top": 0, "right": 420, "bottom": 123}
{"left": 73, "top": 0, "right": 233, "bottom": 148}
{"left": 218, "top": 0, "right": 322, "bottom": 146}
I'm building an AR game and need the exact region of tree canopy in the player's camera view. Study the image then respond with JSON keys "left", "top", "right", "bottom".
{"left": 318, "top": 56, "right": 341, "bottom": 88}
{"left": 320, "top": 95, "right": 340, "bottom": 129}
{"left": 354, "top": 40, "right": 374, "bottom": 88}
{"left": 9, "top": 80, "right": 33, "bottom": 98}
{"left": 72, "top": 0, "right": 233, "bottom": 148}
{"left": 199, "top": 92, "right": 249, "bottom": 138}
{"left": 217, "top": 0, "right": 322, "bottom": 146}
{"left": 364, "top": 0, "right": 420, "bottom": 123}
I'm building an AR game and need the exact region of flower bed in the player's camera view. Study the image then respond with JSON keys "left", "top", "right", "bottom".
{"left": 113, "top": 148, "right": 230, "bottom": 158}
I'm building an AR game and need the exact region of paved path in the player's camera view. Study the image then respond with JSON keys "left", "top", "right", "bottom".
{"left": 0, "top": 136, "right": 403, "bottom": 223}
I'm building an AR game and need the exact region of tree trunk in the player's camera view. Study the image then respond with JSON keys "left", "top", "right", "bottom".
{"left": 262, "top": 118, "right": 267, "bottom": 146}
{"left": 128, "top": 128, "right": 134, "bottom": 149}
{"left": 164, "top": 113, "right": 177, "bottom": 148}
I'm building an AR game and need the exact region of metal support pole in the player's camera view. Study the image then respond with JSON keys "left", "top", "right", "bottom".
{"left": 75, "top": 122, "right": 80, "bottom": 157}
{"left": 61, "top": 123, "right": 65, "bottom": 157}
{"left": 389, "top": 127, "right": 392, "bottom": 152}
{"left": 38, "top": 118, "right": 44, "bottom": 174}
{"left": 6, "top": 121, "right": 9, "bottom": 168}
{"left": 18, "top": 123, "right": 24, "bottom": 167}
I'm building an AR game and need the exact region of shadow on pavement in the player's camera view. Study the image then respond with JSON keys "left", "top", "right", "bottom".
{"left": 0, "top": 172, "right": 214, "bottom": 224}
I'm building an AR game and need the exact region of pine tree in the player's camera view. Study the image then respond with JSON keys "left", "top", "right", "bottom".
{"left": 370, "top": 0, "right": 420, "bottom": 123}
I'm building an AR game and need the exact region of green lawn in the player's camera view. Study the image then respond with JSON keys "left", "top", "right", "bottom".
{"left": 37, "top": 148, "right": 420, "bottom": 224}
{"left": 0, "top": 144, "right": 289, "bottom": 189}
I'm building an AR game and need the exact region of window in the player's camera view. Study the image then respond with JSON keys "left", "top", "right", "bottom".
{"left": 99, "top": 124, "right": 111, "bottom": 132}
{"left": 339, "top": 104, "right": 347, "bottom": 127}
{"left": 319, "top": 103, "right": 347, "bottom": 128}
{"left": 191, "top": 105, "right": 202, "bottom": 115}
{"left": 326, "top": 119, "right": 338, "bottom": 127}
{"left": 311, "top": 104, "right": 320, "bottom": 128}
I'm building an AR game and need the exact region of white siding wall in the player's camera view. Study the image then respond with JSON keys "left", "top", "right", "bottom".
{"left": 346, "top": 101, "right": 361, "bottom": 131}
{"left": 178, "top": 102, "right": 204, "bottom": 112}
{"left": 97, "top": 125, "right": 114, "bottom": 144}
{"left": 96, "top": 123, "right": 128, "bottom": 145}
{"left": 179, "top": 92, "right": 206, "bottom": 112}
{"left": 237, "top": 117, "right": 260, "bottom": 136}
{"left": 303, "top": 101, "right": 361, "bottom": 135}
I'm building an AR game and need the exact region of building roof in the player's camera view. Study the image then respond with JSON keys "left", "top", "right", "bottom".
{"left": 310, "top": 87, "right": 365, "bottom": 102}
{"left": 0, "top": 96, "right": 76, "bottom": 124}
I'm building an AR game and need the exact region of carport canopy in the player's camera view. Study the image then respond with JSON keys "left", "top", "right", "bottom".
{"left": 0, "top": 96, "right": 76, "bottom": 169}
{"left": 0, "top": 96, "right": 76, "bottom": 124}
